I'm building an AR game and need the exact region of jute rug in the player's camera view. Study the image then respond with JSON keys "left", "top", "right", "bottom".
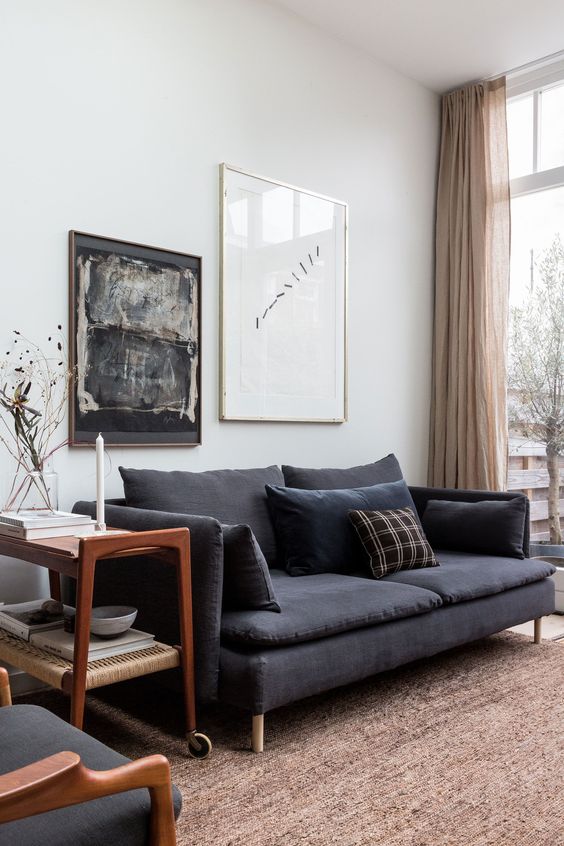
{"left": 19, "top": 632, "right": 564, "bottom": 846}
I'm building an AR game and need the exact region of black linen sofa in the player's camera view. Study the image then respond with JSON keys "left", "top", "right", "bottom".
{"left": 73, "top": 456, "right": 556, "bottom": 753}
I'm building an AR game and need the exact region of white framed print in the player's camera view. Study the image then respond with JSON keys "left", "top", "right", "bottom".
{"left": 219, "top": 164, "right": 348, "bottom": 422}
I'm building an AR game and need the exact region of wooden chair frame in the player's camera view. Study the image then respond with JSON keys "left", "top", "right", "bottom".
{"left": 0, "top": 668, "right": 176, "bottom": 845}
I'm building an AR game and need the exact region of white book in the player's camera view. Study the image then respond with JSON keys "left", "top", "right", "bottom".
{"left": 0, "top": 521, "right": 97, "bottom": 540}
{"left": 31, "top": 627, "right": 156, "bottom": 661}
{"left": 0, "top": 510, "right": 93, "bottom": 529}
{"left": 0, "top": 599, "right": 72, "bottom": 641}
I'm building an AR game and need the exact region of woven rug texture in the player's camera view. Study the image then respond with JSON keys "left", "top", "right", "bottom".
{"left": 18, "top": 631, "right": 564, "bottom": 846}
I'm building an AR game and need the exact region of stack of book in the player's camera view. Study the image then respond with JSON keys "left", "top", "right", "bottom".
{"left": 0, "top": 510, "right": 96, "bottom": 540}
{"left": 0, "top": 598, "right": 70, "bottom": 641}
{"left": 31, "top": 627, "right": 156, "bottom": 661}
{"left": 0, "top": 599, "right": 155, "bottom": 660}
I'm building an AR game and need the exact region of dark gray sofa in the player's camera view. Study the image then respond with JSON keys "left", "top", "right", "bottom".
{"left": 73, "top": 462, "right": 556, "bottom": 753}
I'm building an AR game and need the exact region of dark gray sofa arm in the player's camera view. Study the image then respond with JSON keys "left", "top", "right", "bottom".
{"left": 73, "top": 501, "right": 224, "bottom": 705}
{"left": 408, "top": 487, "right": 530, "bottom": 557}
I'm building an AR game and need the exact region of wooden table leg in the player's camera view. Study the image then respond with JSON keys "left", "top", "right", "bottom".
{"left": 70, "top": 555, "right": 95, "bottom": 730}
{"left": 175, "top": 537, "right": 197, "bottom": 735}
{"left": 48, "top": 569, "right": 62, "bottom": 602}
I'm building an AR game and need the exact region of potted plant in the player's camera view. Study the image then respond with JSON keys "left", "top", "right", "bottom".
{"left": 0, "top": 328, "right": 71, "bottom": 513}
{"left": 509, "top": 235, "right": 563, "bottom": 610}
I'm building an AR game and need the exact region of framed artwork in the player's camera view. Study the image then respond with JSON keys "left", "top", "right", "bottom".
{"left": 69, "top": 231, "right": 201, "bottom": 446}
{"left": 220, "top": 164, "right": 348, "bottom": 423}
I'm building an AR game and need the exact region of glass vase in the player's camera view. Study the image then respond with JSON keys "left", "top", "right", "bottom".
{"left": 2, "top": 458, "right": 59, "bottom": 514}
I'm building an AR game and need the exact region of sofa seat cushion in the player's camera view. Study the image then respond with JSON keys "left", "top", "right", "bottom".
{"left": 221, "top": 570, "right": 442, "bottom": 646}
{"left": 0, "top": 704, "right": 181, "bottom": 846}
{"left": 383, "top": 551, "right": 556, "bottom": 604}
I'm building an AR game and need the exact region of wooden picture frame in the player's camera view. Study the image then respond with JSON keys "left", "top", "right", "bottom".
{"left": 69, "top": 231, "right": 201, "bottom": 447}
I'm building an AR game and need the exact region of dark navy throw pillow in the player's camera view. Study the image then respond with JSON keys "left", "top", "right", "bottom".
{"left": 265, "top": 479, "right": 418, "bottom": 576}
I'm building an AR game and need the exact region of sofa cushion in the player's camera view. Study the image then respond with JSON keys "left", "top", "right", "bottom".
{"left": 422, "top": 498, "right": 527, "bottom": 558}
{"left": 119, "top": 465, "right": 284, "bottom": 564}
{"left": 383, "top": 551, "right": 556, "bottom": 604}
{"left": 0, "top": 704, "right": 181, "bottom": 846}
{"left": 265, "top": 479, "right": 419, "bottom": 576}
{"left": 221, "top": 570, "right": 442, "bottom": 646}
{"left": 349, "top": 507, "right": 439, "bottom": 578}
{"left": 282, "top": 453, "right": 403, "bottom": 490}
{"left": 222, "top": 524, "right": 280, "bottom": 612}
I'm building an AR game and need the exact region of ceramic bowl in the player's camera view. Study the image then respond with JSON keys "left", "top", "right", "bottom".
{"left": 90, "top": 606, "right": 138, "bottom": 639}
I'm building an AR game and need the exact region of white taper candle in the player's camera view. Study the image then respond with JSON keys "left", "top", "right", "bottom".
{"left": 96, "top": 432, "right": 105, "bottom": 530}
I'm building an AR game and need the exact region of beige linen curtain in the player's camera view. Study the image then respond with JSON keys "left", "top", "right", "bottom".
{"left": 429, "top": 77, "right": 510, "bottom": 491}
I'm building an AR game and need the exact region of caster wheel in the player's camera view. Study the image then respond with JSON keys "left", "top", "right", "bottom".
{"left": 187, "top": 731, "right": 212, "bottom": 759}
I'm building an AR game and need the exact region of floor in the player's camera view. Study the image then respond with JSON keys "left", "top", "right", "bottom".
{"left": 18, "top": 631, "right": 564, "bottom": 846}
{"left": 509, "top": 612, "right": 564, "bottom": 640}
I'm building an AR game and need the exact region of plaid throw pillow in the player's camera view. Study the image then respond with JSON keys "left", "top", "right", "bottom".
{"left": 349, "top": 507, "right": 439, "bottom": 579}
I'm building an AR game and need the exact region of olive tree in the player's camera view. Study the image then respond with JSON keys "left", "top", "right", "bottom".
{"left": 509, "top": 234, "right": 564, "bottom": 545}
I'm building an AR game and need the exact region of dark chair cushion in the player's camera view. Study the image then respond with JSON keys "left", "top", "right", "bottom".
{"left": 119, "top": 465, "right": 284, "bottom": 564}
{"left": 282, "top": 453, "right": 403, "bottom": 490}
{"left": 0, "top": 704, "right": 181, "bottom": 846}
{"left": 349, "top": 507, "right": 438, "bottom": 578}
{"left": 222, "top": 524, "right": 280, "bottom": 612}
{"left": 221, "top": 570, "right": 442, "bottom": 646}
{"left": 265, "top": 479, "right": 419, "bottom": 576}
{"left": 422, "top": 498, "right": 527, "bottom": 558}
{"left": 382, "top": 551, "right": 556, "bottom": 604}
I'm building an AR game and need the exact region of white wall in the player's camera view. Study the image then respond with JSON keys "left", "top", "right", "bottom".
{"left": 0, "top": 0, "right": 439, "bottom": 603}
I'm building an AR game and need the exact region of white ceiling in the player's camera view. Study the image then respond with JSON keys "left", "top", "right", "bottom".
{"left": 268, "top": 0, "right": 564, "bottom": 92}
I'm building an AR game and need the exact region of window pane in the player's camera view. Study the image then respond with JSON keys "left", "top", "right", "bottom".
{"left": 507, "top": 94, "right": 534, "bottom": 178}
{"left": 540, "top": 83, "right": 564, "bottom": 171}
{"left": 510, "top": 185, "right": 564, "bottom": 305}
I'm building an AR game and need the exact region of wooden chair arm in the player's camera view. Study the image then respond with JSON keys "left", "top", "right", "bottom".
{"left": 0, "top": 751, "right": 176, "bottom": 845}
{"left": 0, "top": 667, "right": 11, "bottom": 707}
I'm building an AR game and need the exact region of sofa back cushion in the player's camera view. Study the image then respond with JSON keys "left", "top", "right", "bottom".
{"left": 265, "top": 479, "right": 418, "bottom": 576}
{"left": 119, "top": 465, "right": 284, "bottom": 564}
{"left": 282, "top": 453, "right": 403, "bottom": 490}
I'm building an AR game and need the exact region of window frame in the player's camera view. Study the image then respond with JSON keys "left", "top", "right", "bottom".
{"left": 507, "top": 59, "right": 564, "bottom": 197}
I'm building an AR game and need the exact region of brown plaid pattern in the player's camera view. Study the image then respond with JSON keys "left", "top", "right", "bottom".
{"left": 348, "top": 507, "right": 439, "bottom": 579}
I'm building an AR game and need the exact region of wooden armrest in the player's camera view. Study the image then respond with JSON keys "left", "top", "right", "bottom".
{"left": 0, "top": 667, "right": 11, "bottom": 707}
{"left": 0, "top": 751, "right": 176, "bottom": 845}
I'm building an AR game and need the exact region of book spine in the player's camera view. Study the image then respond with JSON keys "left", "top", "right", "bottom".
{"left": 31, "top": 639, "right": 74, "bottom": 660}
{"left": 0, "top": 617, "right": 29, "bottom": 641}
{"left": 0, "top": 524, "right": 25, "bottom": 538}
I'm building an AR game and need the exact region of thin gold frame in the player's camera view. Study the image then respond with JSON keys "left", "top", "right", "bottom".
{"left": 219, "top": 163, "right": 348, "bottom": 423}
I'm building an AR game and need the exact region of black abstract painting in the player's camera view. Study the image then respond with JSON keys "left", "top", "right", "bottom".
{"left": 69, "top": 232, "right": 201, "bottom": 446}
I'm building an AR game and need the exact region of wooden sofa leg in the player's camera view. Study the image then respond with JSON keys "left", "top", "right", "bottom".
{"left": 251, "top": 714, "right": 264, "bottom": 753}
{"left": 534, "top": 618, "right": 542, "bottom": 644}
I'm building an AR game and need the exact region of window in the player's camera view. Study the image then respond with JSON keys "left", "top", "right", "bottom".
{"left": 506, "top": 61, "right": 564, "bottom": 544}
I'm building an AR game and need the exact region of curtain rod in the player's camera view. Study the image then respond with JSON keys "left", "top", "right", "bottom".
{"left": 486, "top": 48, "right": 564, "bottom": 81}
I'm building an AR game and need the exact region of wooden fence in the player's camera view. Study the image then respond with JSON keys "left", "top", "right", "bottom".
{"left": 508, "top": 438, "right": 564, "bottom": 541}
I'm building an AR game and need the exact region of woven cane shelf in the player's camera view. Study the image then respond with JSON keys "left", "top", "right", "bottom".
{"left": 0, "top": 629, "right": 180, "bottom": 691}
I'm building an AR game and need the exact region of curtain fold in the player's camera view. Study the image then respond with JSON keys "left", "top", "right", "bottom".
{"left": 429, "top": 77, "right": 510, "bottom": 491}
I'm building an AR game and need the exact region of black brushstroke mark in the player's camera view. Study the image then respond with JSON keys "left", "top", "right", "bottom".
{"left": 257, "top": 247, "right": 323, "bottom": 327}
